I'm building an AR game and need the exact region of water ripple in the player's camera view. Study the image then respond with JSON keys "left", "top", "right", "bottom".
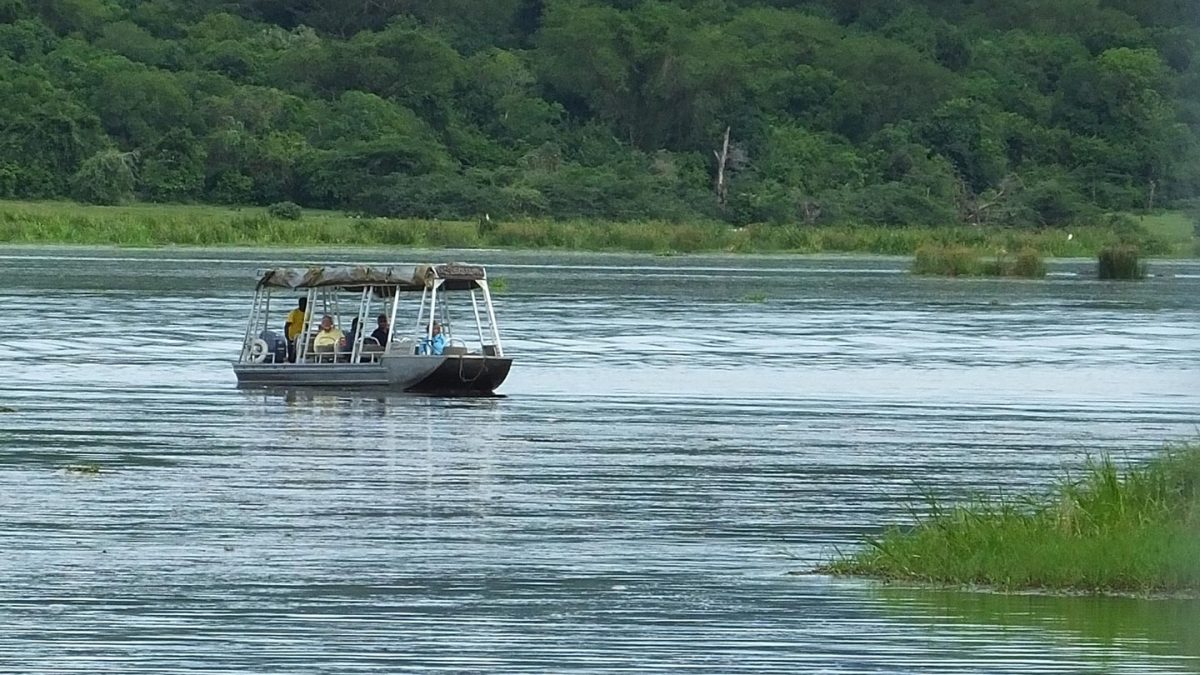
{"left": 0, "top": 248, "right": 1198, "bottom": 673}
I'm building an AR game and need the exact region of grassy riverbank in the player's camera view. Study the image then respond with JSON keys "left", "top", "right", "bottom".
{"left": 0, "top": 200, "right": 1193, "bottom": 256}
{"left": 821, "top": 443, "right": 1200, "bottom": 595}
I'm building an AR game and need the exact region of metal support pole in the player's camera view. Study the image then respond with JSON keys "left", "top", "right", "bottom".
{"left": 480, "top": 281, "right": 502, "bottom": 357}
{"left": 470, "top": 289, "right": 485, "bottom": 349}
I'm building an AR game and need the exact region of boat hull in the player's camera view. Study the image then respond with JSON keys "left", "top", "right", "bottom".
{"left": 232, "top": 355, "right": 511, "bottom": 395}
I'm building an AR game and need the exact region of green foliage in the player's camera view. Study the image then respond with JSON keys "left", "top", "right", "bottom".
{"left": 821, "top": 443, "right": 1200, "bottom": 594}
{"left": 1097, "top": 244, "right": 1146, "bottom": 280}
{"left": 0, "top": 0, "right": 27, "bottom": 24}
{"left": 266, "top": 200, "right": 300, "bottom": 220}
{"left": 139, "top": 128, "right": 204, "bottom": 201}
{"left": 70, "top": 148, "right": 133, "bottom": 204}
{"left": 0, "top": 0, "right": 1195, "bottom": 225}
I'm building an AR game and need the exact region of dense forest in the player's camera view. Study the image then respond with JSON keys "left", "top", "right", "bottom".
{"left": 1, "top": 0, "right": 1198, "bottom": 226}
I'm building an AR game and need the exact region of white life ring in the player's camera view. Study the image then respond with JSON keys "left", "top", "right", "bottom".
{"left": 248, "top": 338, "right": 270, "bottom": 363}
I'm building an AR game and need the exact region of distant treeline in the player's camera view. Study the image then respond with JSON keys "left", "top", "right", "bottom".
{"left": 1, "top": 0, "right": 1198, "bottom": 227}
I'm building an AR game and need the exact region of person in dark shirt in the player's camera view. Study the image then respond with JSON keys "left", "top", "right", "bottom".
{"left": 370, "top": 313, "right": 390, "bottom": 346}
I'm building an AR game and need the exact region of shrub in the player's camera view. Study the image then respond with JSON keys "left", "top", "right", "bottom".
{"left": 267, "top": 201, "right": 302, "bottom": 220}
{"left": 1098, "top": 244, "right": 1146, "bottom": 280}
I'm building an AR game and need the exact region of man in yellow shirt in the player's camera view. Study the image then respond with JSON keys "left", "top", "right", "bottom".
{"left": 314, "top": 314, "right": 346, "bottom": 353}
{"left": 284, "top": 298, "right": 308, "bottom": 362}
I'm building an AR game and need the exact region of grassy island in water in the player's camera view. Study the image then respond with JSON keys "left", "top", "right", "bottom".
{"left": 821, "top": 444, "right": 1200, "bottom": 595}
{"left": 0, "top": 200, "right": 1194, "bottom": 258}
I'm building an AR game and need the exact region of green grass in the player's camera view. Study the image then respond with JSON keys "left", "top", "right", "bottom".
{"left": 820, "top": 443, "right": 1200, "bottom": 594}
{"left": 1138, "top": 212, "right": 1197, "bottom": 257}
{"left": 0, "top": 199, "right": 1192, "bottom": 257}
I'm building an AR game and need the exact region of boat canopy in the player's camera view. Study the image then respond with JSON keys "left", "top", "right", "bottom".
{"left": 255, "top": 263, "right": 487, "bottom": 291}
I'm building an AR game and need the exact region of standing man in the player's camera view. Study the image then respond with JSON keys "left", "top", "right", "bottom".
{"left": 284, "top": 297, "right": 308, "bottom": 363}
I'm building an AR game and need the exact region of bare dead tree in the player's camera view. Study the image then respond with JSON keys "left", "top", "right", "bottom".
{"left": 960, "top": 175, "right": 1020, "bottom": 226}
{"left": 801, "top": 199, "right": 821, "bottom": 224}
{"left": 713, "top": 126, "right": 731, "bottom": 208}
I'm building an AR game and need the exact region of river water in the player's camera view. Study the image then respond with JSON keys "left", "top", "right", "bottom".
{"left": 1, "top": 247, "right": 1198, "bottom": 673}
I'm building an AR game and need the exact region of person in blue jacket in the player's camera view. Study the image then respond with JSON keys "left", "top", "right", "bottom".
{"left": 420, "top": 321, "right": 448, "bottom": 355}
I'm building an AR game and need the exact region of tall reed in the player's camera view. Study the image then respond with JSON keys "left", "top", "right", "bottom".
{"left": 1097, "top": 244, "right": 1146, "bottom": 280}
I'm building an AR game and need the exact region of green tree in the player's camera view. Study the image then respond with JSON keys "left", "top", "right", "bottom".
{"left": 71, "top": 148, "right": 135, "bottom": 204}
{"left": 918, "top": 98, "right": 1009, "bottom": 194}
{"left": 92, "top": 67, "right": 192, "bottom": 147}
{"left": 139, "top": 128, "right": 205, "bottom": 201}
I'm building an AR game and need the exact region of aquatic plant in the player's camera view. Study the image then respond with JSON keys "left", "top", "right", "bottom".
{"left": 65, "top": 464, "right": 102, "bottom": 475}
{"left": 1008, "top": 247, "right": 1047, "bottom": 278}
{"left": 1098, "top": 244, "right": 1146, "bottom": 280}
{"left": 913, "top": 244, "right": 1048, "bottom": 278}
{"left": 820, "top": 443, "right": 1200, "bottom": 594}
{"left": 981, "top": 247, "right": 1046, "bottom": 278}
{"left": 912, "top": 244, "right": 980, "bottom": 276}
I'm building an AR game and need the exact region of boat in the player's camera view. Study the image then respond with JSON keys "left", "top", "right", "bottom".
{"left": 232, "top": 262, "right": 511, "bottom": 395}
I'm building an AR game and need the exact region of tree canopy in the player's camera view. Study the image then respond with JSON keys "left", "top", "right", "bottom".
{"left": 1, "top": 0, "right": 1197, "bottom": 225}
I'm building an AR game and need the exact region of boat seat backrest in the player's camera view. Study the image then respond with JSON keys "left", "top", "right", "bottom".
{"left": 393, "top": 337, "right": 418, "bottom": 355}
{"left": 312, "top": 343, "right": 337, "bottom": 363}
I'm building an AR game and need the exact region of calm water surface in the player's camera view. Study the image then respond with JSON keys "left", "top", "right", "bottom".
{"left": 1, "top": 247, "right": 1198, "bottom": 673}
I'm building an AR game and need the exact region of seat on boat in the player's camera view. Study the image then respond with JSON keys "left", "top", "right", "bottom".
{"left": 360, "top": 338, "right": 384, "bottom": 362}
{"left": 393, "top": 337, "right": 418, "bottom": 355}
{"left": 443, "top": 345, "right": 468, "bottom": 356}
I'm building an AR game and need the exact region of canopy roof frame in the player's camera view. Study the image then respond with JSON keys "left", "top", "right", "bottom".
{"left": 256, "top": 263, "right": 487, "bottom": 292}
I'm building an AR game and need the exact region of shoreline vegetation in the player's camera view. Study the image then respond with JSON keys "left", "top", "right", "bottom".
{"left": 0, "top": 200, "right": 1195, "bottom": 258}
{"left": 819, "top": 443, "right": 1200, "bottom": 596}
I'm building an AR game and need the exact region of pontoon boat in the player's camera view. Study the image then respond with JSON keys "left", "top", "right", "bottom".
{"left": 232, "top": 263, "right": 511, "bottom": 394}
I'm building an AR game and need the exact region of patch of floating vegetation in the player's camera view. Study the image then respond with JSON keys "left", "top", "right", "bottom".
{"left": 64, "top": 464, "right": 103, "bottom": 475}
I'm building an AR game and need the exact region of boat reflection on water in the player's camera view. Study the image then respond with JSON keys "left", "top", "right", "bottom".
{"left": 233, "top": 385, "right": 507, "bottom": 525}
{"left": 238, "top": 385, "right": 506, "bottom": 410}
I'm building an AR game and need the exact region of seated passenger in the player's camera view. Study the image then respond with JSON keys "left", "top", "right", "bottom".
{"left": 370, "top": 314, "right": 390, "bottom": 346}
{"left": 313, "top": 314, "right": 345, "bottom": 354}
{"left": 418, "top": 321, "right": 448, "bottom": 356}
